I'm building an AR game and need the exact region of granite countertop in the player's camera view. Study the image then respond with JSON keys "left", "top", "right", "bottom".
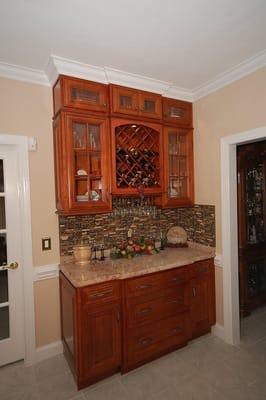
{"left": 60, "top": 243, "right": 215, "bottom": 288}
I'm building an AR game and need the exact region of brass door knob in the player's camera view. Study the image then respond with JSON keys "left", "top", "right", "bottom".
{"left": 3, "top": 262, "right": 19, "bottom": 270}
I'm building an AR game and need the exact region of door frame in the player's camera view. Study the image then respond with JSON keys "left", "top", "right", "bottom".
{"left": 0, "top": 134, "right": 35, "bottom": 365}
{"left": 220, "top": 126, "right": 266, "bottom": 345}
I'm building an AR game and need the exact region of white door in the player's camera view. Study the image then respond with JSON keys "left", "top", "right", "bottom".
{"left": 0, "top": 145, "right": 24, "bottom": 366}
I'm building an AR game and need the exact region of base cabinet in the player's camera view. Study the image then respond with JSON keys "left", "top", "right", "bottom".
{"left": 60, "top": 258, "right": 215, "bottom": 389}
{"left": 190, "top": 260, "right": 216, "bottom": 338}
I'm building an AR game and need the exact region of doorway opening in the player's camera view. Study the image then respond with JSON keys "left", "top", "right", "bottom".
{"left": 237, "top": 140, "right": 266, "bottom": 345}
{"left": 220, "top": 127, "right": 266, "bottom": 346}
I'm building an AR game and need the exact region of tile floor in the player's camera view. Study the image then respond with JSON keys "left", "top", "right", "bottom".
{"left": 1, "top": 306, "right": 266, "bottom": 400}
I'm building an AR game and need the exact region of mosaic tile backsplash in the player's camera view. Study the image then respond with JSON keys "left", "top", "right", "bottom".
{"left": 59, "top": 204, "right": 215, "bottom": 256}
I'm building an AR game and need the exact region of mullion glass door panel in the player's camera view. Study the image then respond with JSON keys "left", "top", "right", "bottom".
{"left": 0, "top": 159, "right": 9, "bottom": 341}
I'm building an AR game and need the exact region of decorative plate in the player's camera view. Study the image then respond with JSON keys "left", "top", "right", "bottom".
{"left": 167, "top": 226, "right": 187, "bottom": 245}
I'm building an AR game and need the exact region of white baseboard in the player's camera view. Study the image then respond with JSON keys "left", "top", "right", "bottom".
{"left": 211, "top": 323, "right": 225, "bottom": 341}
{"left": 35, "top": 340, "right": 63, "bottom": 363}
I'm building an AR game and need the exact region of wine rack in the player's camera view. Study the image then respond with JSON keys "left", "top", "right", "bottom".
{"left": 114, "top": 124, "right": 160, "bottom": 190}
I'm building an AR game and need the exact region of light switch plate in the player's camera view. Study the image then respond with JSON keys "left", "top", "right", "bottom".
{"left": 42, "top": 237, "right": 51, "bottom": 251}
{"left": 28, "top": 137, "right": 37, "bottom": 152}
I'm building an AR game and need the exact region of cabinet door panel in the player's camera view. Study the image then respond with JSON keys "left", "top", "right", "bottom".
{"left": 111, "top": 86, "right": 139, "bottom": 116}
{"left": 62, "top": 77, "right": 108, "bottom": 113}
{"left": 163, "top": 98, "right": 192, "bottom": 127}
{"left": 65, "top": 113, "right": 111, "bottom": 213}
{"left": 162, "top": 128, "right": 194, "bottom": 208}
{"left": 139, "top": 92, "right": 162, "bottom": 119}
{"left": 80, "top": 304, "right": 121, "bottom": 380}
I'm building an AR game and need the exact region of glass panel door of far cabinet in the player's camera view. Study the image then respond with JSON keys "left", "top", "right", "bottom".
{"left": 245, "top": 159, "right": 265, "bottom": 245}
{"left": 168, "top": 131, "right": 189, "bottom": 199}
{"left": 72, "top": 121, "right": 103, "bottom": 203}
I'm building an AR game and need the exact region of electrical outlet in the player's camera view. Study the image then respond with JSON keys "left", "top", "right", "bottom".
{"left": 42, "top": 237, "right": 51, "bottom": 251}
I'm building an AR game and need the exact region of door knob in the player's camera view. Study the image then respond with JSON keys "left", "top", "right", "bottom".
{"left": 1, "top": 262, "right": 19, "bottom": 270}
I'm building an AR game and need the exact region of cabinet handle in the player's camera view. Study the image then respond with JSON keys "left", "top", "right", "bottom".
{"left": 102, "top": 103, "right": 107, "bottom": 107}
{"left": 90, "top": 289, "right": 112, "bottom": 298}
{"left": 138, "top": 307, "right": 153, "bottom": 315}
{"left": 170, "top": 326, "right": 182, "bottom": 335}
{"left": 137, "top": 284, "right": 152, "bottom": 290}
{"left": 116, "top": 308, "right": 121, "bottom": 324}
{"left": 167, "top": 298, "right": 182, "bottom": 305}
{"left": 192, "top": 287, "right": 196, "bottom": 297}
{"left": 139, "top": 337, "right": 153, "bottom": 346}
{"left": 171, "top": 277, "right": 182, "bottom": 282}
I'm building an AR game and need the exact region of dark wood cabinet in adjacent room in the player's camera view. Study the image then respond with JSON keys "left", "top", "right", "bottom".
{"left": 237, "top": 140, "right": 266, "bottom": 317}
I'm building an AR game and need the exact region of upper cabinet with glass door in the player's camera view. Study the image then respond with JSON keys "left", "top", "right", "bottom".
{"left": 110, "top": 85, "right": 162, "bottom": 120}
{"left": 53, "top": 112, "right": 111, "bottom": 215}
{"left": 53, "top": 76, "right": 109, "bottom": 116}
{"left": 161, "top": 128, "right": 194, "bottom": 208}
{"left": 162, "top": 98, "right": 192, "bottom": 127}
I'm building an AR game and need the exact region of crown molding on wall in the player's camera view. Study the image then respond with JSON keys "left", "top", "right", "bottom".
{"left": 0, "top": 61, "right": 49, "bottom": 86}
{"left": 193, "top": 49, "right": 266, "bottom": 100}
{"left": 1, "top": 49, "right": 266, "bottom": 101}
{"left": 46, "top": 54, "right": 107, "bottom": 85}
{"left": 104, "top": 66, "right": 171, "bottom": 94}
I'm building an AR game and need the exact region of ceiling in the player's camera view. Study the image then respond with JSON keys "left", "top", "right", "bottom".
{"left": 1, "top": 0, "right": 266, "bottom": 97}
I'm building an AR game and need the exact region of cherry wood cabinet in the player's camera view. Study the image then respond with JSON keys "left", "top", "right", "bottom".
{"left": 161, "top": 127, "right": 194, "bottom": 208}
{"left": 53, "top": 111, "right": 112, "bottom": 215}
{"left": 60, "top": 276, "right": 121, "bottom": 389}
{"left": 190, "top": 259, "right": 216, "bottom": 338}
{"left": 111, "top": 118, "right": 163, "bottom": 196}
{"left": 52, "top": 75, "right": 194, "bottom": 212}
{"left": 110, "top": 84, "right": 162, "bottom": 120}
{"left": 163, "top": 98, "right": 193, "bottom": 127}
{"left": 53, "top": 76, "right": 109, "bottom": 116}
{"left": 60, "top": 259, "right": 215, "bottom": 388}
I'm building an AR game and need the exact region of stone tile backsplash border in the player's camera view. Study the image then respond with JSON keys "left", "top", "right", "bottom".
{"left": 59, "top": 204, "right": 215, "bottom": 256}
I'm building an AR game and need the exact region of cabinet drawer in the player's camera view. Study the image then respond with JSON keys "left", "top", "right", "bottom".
{"left": 61, "top": 76, "right": 109, "bottom": 113}
{"left": 127, "top": 284, "right": 190, "bottom": 327}
{"left": 127, "top": 313, "right": 189, "bottom": 367}
{"left": 125, "top": 273, "right": 164, "bottom": 298}
{"left": 190, "top": 259, "right": 213, "bottom": 279}
{"left": 79, "top": 281, "right": 120, "bottom": 306}
{"left": 164, "top": 267, "right": 190, "bottom": 288}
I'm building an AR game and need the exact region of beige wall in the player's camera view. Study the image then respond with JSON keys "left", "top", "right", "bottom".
{"left": 0, "top": 76, "right": 60, "bottom": 346}
{"left": 194, "top": 66, "right": 266, "bottom": 324}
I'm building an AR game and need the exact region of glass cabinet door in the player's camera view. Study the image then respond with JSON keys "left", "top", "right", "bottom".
{"left": 111, "top": 86, "right": 139, "bottom": 116}
{"left": 163, "top": 128, "right": 194, "bottom": 206}
{"left": 71, "top": 120, "right": 104, "bottom": 204}
{"left": 139, "top": 92, "right": 162, "bottom": 119}
{"left": 63, "top": 77, "right": 108, "bottom": 113}
{"left": 163, "top": 98, "right": 192, "bottom": 127}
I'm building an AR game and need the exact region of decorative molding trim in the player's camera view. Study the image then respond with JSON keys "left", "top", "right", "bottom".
{"left": 34, "top": 264, "right": 59, "bottom": 281}
{"left": 193, "top": 49, "right": 266, "bottom": 100}
{"left": 46, "top": 54, "right": 107, "bottom": 86}
{"left": 164, "top": 85, "right": 194, "bottom": 102}
{"left": 211, "top": 323, "right": 225, "bottom": 341}
{"left": 1, "top": 49, "right": 266, "bottom": 100}
{"left": 35, "top": 340, "right": 63, "bottom": 363}
{"left": 214, "top": 253, "right": 222, "bottom": 268}
{"left": 104, "top": 66, "right": 171, "bottom": 94}
{"left": 0, "top": 61, "right": 49, "bottom": 86}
